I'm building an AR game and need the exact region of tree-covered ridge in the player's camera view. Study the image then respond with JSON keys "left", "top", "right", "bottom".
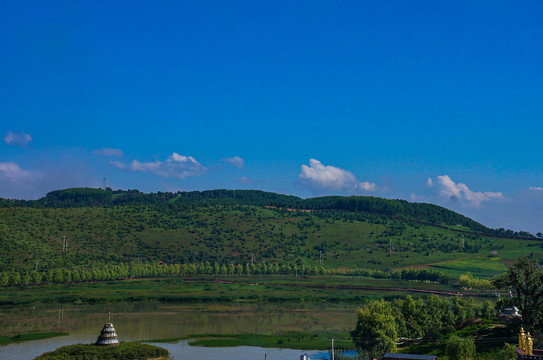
{"left": 0, "top": 187, "right": 511, "bottom": 234}
{"left": 0, "top": 188, "right": 302, "bottom": 208}
{"left": 0, "top": 198, "right": 538, "bottom": 273}
{"left": 299, "top": 196, "right": 490, "bottom": 233}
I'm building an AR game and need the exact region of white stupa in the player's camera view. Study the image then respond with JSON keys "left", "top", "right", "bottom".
{"left": 95, "top": 312, "right": 119, "bottom": 346}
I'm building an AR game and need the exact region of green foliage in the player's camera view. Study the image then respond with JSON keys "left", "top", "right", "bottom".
{"left": 352, "top": 294, "right": 494, "bottom": 360}
{"left": 446, "top": 335, "right": 476, "bottom": 360}
{"left": 459, "top": 272, "right": 494, "bottom": 290}
{"left": 394, "top": 295, "right": 488, "bottom": 340}
{"left": 500, "top": 342, "right": 518, "bottom": 360}
{"left": 352, "top": 300, "right": 397, "bottom": 359}
{"left": 33, "top": 342, "right": 169, "bottom": 360}
{"left": 393, "top": 295, "right": 428, "bottom": 339}
{"left": 493, "top": 256, "right": 543, "bottom": 331}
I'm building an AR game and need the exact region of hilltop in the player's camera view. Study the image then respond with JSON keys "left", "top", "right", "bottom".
{"left": 0, "top": 188, "right": 539, "bottom": 275}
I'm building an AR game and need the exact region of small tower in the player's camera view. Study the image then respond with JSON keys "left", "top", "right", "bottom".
{"left": 95, "top": 312, "right": 119, "bottom": 346}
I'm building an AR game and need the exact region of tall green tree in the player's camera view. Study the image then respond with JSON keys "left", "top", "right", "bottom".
{"left": 0, "top": 272, "right": 8, "bottom": 286}
{"left": 493, "top": 256, "right": 543, "bottom": 331}
{"left": 393, "top": 295, "right": 428, "bottom": 339}
{"left": 446, "top": 335, "right": 476, "bottom": 360}
{"left": 32, "top": 271, "right": 43, "bottom": 285}
{"left": 220, "top": 264, "right": 227, "bottom": 276}
{"left": 351, "top": 300, "right": 397, "bottom": 359}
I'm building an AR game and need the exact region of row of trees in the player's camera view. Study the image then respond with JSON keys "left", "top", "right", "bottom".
{"left": 331, "top": 267, "right": 450, "bottom": 284}
{"left": 459, "top": 272, "right": 494, "bottom": 290}
{"left": 0, "top": 261, "right": 450, "bottom": 287}
{"left": 0, "top": 262, "right": 326, "bottom": 287}
{"left": 351, "top": 295, "right": 494, "bottom": 359}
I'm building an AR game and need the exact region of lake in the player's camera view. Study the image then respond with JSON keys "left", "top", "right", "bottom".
{"left": 0, "top": 301, "right": 358, "bottom": 360}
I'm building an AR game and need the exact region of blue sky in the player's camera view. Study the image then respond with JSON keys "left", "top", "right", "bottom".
{"left": 1, "top": 1, "right": 543, "bottom": 233}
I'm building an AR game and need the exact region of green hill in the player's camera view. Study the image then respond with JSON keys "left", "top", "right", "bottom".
{"left": 0, "top": 188, "right": 539, "bottom": 276}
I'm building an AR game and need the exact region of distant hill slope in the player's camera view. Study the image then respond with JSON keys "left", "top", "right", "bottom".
{"left": 0, "top": 188, "right": 538, "bottom": 273}
{"left": 1, "top": 188, "right": 493, "bottom": 230}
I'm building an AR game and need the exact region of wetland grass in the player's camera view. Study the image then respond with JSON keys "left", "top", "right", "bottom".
{"left": 0, "top": 332, "right": 68, "bottom": 346}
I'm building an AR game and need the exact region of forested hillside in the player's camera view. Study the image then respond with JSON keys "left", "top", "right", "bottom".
{"left": 0, "top": 188, "right": 540, "bottom": 274}
{"left": 0, "top": 188, "right": 512, "bottom": 231}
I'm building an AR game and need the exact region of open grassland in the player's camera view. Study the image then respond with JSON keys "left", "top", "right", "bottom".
{"left": 185, "top": 332, "right": 354, "bottom": 350}
{"left": 0, "top": 332, "right": 68, "bottom": 346}
{"left": 0, "top": 276, "right": 486, "bottom": 306}
{"left": 428, "top": 256, "right": 509, "bottom": 278}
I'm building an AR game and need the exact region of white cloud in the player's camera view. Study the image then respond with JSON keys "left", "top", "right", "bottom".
{"left": 0, "top": 155, "right": 102, "bottom": 200}
{"left": 0, "top": 162, "right": 44, "bottom": 199}
{"left": 94, "top": 148, "right": 124, "bottom": 157}
{"left": 529, "top": 187, "right": 543, "bottom": 191}
{"left": 237, "top": 176, "right": 252, "bottom": 184}
{"left": 299, "top": 159, "right": 377, "bottom": 193}
{"left": 0, "top": 162, "right": 37, "bottom": 182}
{"left": 111, "top": 152, "right": 206, "bottom": 179}
{"left": 430, "top": 175, "right": 503, "bottom": 207}
{"left": 358, "top": 181, "right": 377, "bottom": 191}
{"left": 426, "top": 177, "right": 434, "bottom": 187}
{"left": 222, "top": 156, "right": 244, "bottom": 169}
{"left": 3, "top": 131, "right": 32, "bottom": 147}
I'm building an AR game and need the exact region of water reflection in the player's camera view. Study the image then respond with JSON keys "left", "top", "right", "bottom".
{"left": 0, "top": 301, "right": 356, "bottom": 360}
{"left": 149, "top": 340, "right": 331, "bottom": 360}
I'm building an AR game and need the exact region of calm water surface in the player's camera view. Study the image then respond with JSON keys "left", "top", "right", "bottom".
{"left": 0, "top": 301, "right": 357, "bottom": 360}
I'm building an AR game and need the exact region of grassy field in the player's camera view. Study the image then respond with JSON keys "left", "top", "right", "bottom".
{"left": 0, "top": 332, "right": 68, "bottom": 346}
{"left": 185, "top": 332, "right": 354, "bottom": 350}
{"left": 146, "top": 332, "right": 353, "bottom": 350}
{"left": 428, "top": 256, "right": 509, "bottom": 278}
{"left": 0, "top": 275, "right": 489, "bottom": 306}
